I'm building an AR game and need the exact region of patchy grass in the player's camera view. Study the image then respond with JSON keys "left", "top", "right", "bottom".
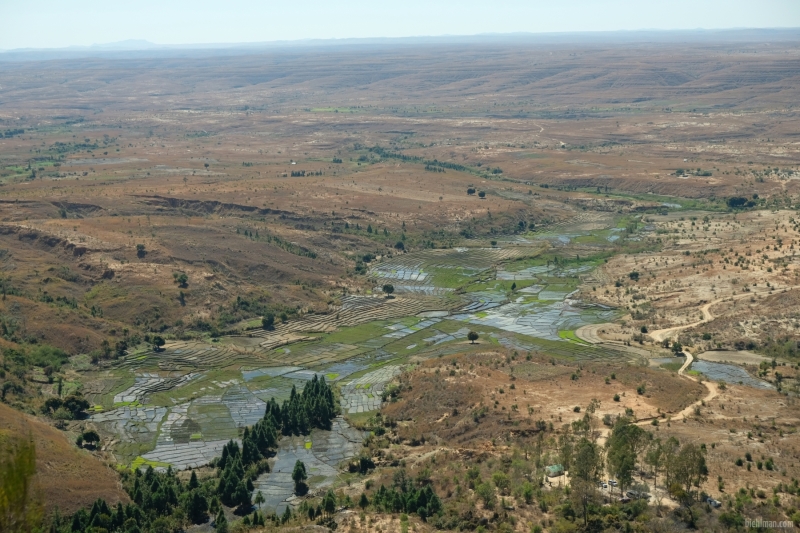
{"left": 660, "top": 361, "right": 683, "bottom": 372}
{"left": 558, "top": 329, "right": 590, "bottom": 345}
{"left": 130, "top": 456, "right": 171, "bottom": 471}
{"left": 344, "top": 409, "right": 380, "bottom": 429}
{"left": 322, "top": 321, "right": 390, "bottom": 344}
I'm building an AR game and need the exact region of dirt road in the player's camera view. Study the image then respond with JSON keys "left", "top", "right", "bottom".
{"left": 649, "top": 284, "right": 800, "bottom": 344}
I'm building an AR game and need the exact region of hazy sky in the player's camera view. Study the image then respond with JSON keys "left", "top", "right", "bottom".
{"left": 3, "top": 0, "right": 799, "bottom": 49}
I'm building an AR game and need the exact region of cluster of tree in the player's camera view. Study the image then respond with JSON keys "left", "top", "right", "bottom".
{"left": 50, "top": 140, "right": 100, "bottom": 153}
{"left": 237, "top": 228, "right": 260, "bottom": 239}
{"left": 41, "top": 394, "right": 89, "bottom": 420}
{"left": 231, "top": 224, "right": 317, "bottom": 259}
{"left": 150, "top": 336, "right": 166, "bottom": 351}
{"left": 216, "top": 293, "right": 293, "bottom": 329}
{"left": 338, "top": 221, "right": 389, "bottom": 238}
{"left": 263, "top": 374, "right": 338, "bottom": 435}
{"left": 2, "top": 341, "right": 138, "bottom": 403}
{"left": 50, "top": 466, "right": 214, "bottom": 533}
{"left": 727, "top": 196, "right": 757, "bottom": 209}
{"left": 216, "top": 441, "right": 259, "bottom": 511}
{"left": 354, "top": 258, "right": 368, "bottom": 274}
{"left": 96, "top": 336, "right": 136, "bottom": 362}
{"left": 38, "top": 292, "right": 79, "bottom": 309}
{"left": 292, "top": 460, "right": 308, "bottom": 494}
{"left": 254, "top": 231, "right": 317, "bottom": 259}
{"left": 172, "top": 272, "right": 188, "bottom": 288}
{"left": 48, "top": 465, "right": 280, "bottom": 533}
{"left": 366, "top": 469, "right": 442, "bottom": 521}
{"left": 367, "top": 146, "right": 499, "bottom": 178}
{"left": 214, "top": 377, "right": 336, "bottom": 507}
{"left": 424, "top": 158, "right": 472, "bottom": 173}
{"left": 41, "top": 377, "right": 339, "bottom": 532}
{"left": 292, "top": 488, "right": 339, "bottom": 524}
{"left": 76, "top": 430, "right": 100, "bottom": 448}
{"left": 0, "top": 128, "right": 24, "bottom": 138}
{"left": 6, "top": 345, "right": 69, "bottom": 373}
{"left": 604, "top": 418, "right": 708, "bottom": 505}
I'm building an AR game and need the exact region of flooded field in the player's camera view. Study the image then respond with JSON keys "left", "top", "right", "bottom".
{"left": 252, "top": 417, "right": 364, "bottom": 514}
{"left": 87, "top": 215, "right": 640, "bottom": 507}
{"left": 691, "top": 360, "right": 773, "bottom": 390}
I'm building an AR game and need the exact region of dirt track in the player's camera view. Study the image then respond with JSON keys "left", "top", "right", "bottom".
{"left": 648, "top": 284, "right": 800, "bottom": 344}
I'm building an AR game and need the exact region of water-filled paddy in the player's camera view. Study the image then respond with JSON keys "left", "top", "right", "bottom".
{"left": 252, "top": 417, "right": 364, "bottom": 514}
{"left": 95, "top": 232, "right": 634, "bottom": 505}
{"left": 691, "top": 360, "right": 773, "bottom": 389}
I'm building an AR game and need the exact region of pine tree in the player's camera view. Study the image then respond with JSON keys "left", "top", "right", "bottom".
{"left": 186, "top": 491, "right": 208, "bottom": 524}
{"left": 292, "top": 460, "right": 308, "bottom": 494}
{"left": 281, "top": 505, "right": 292, "bottom": 524}
{"left": 215, "top": 509, "right": 228, "bottom": 533}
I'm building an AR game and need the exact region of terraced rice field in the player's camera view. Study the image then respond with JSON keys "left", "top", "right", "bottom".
{"left": 252, "top": 418, "right": 364, "bottom": 514}
{"left": 90, "top": 230, "right": 634, "bottom": 510}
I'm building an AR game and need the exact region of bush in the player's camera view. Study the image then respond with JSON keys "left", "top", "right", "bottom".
{"left": 173, "top": 272, "right": 188, "bottom": 287}
{"left": 492, "top": 472, "right": 511, "bottom": 495}
{"left": 521, "top": 482, "right": 534, "bottom": 504}
{"left": 27, "top": 345, "right": 69, "bottom": 371}
{"left": 475, "top": 482, "right": 495, "bottom": 508}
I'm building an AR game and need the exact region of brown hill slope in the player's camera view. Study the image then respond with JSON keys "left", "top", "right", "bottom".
{"left": 0, "top": 402, "right": 128, "bottom": 515}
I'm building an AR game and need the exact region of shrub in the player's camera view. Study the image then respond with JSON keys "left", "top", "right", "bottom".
{"left": 475, "top": 482, "right": 495, "bottom": 508}
{"left": 492, "top": 472, "right": 511, "bottom": 495}
{"left": 521, "top": 482, "right": 534, "bottom": 504}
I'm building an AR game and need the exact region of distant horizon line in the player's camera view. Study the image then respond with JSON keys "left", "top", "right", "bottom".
{"left": 3, "top": 27, "right": 800, "bottom": 54}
